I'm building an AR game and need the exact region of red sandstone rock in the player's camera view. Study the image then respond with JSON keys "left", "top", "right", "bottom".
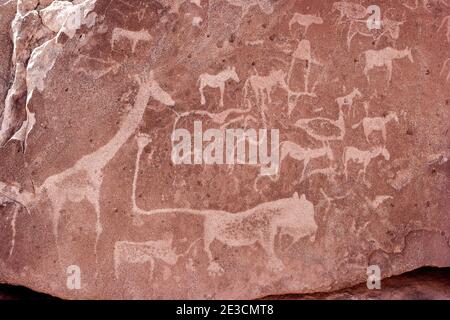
{"left": 0, "top": 0, "right": 449, "bottom": 299}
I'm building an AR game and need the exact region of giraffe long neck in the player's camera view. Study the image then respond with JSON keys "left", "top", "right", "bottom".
{"left": 87, "top": 82, "right": 152, "bottom": 167}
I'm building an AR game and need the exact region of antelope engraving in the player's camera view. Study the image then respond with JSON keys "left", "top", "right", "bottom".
{"left": 280, "top": 141, "right": 335, "bottom": 181}
{"left": 335, "top": 88, "right": 363, "bottom": 114}
{"left": 363, "top": 47, "right": 413, "bottom": 84}
{"left": 352, "top": 112, "right": 399, "bottom": 143}
{"left": 111, "top": 28, "right": 152, "bottom": 53}
{"left": 114, "top": 237, "right": 179, "bottom": 279}
{"left": 198, "top": 66, "right": 240, "bottom": 108}
{"left": 347, "top": 17, "right": 405, "bottom": 49}
{"left": 343, "top": 146, "right": 390, "bottom": 181}
{"left": 289, "top": 12, "right": 323, "bottom": 36}
{"left": 244, "top": 69, "right": 289, "bottom": 125}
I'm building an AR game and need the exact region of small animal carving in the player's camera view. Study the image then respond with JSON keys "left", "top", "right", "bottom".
{"left": 114, "top": 237, "right": 179, "bottom": 279}
{"left": 335, "top": 88, "right": 363, "bottom": 114}
{"left": 280, "top": 141, "right": 334, "bottom": 181}
{"left": 111, "top": 28, "right": 152, "bottom": 53}
{"left": 244, "top": 69, "right": 289, "bottom": 125}
{"left": 289, "top": 12, "right": 323, "bottom": 36}
{"left": 347, "top": 17, "right": 405, "bottom": 49}
{"left": 342, "top": 146, "right": 390, "bottom": 181}
{"left": 363, "top": 47, "right": 413, "bottom": 84}
{"left": 352, "top": 112, "right": 399, "bottom": 143}
{"left": 198, "top": 66, "right": 240, "bottom": 108}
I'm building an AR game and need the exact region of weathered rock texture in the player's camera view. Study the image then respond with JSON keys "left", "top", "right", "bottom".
{"left": 0, "top": 0, "right": 449, "bottom": 299}
{"left": 264, "top": 267, "right": 450, "bottom": 300}
{"left": 1, "top": 267, "right": 449, "bottom": 300}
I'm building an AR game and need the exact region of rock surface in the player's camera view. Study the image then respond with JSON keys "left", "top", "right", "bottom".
{"left": 266, "top": 267, "right": 450, "bottom": 300}
{"left": 2, "top": 267, "right": 450, "bottom": 300}
{"left": 0, "top": 0, "right": 449, "bottom": 299}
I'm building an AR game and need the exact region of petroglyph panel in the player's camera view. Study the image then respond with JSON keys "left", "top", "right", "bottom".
{"left": 0, "top": 0, "right": 449, "bottom": 300}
